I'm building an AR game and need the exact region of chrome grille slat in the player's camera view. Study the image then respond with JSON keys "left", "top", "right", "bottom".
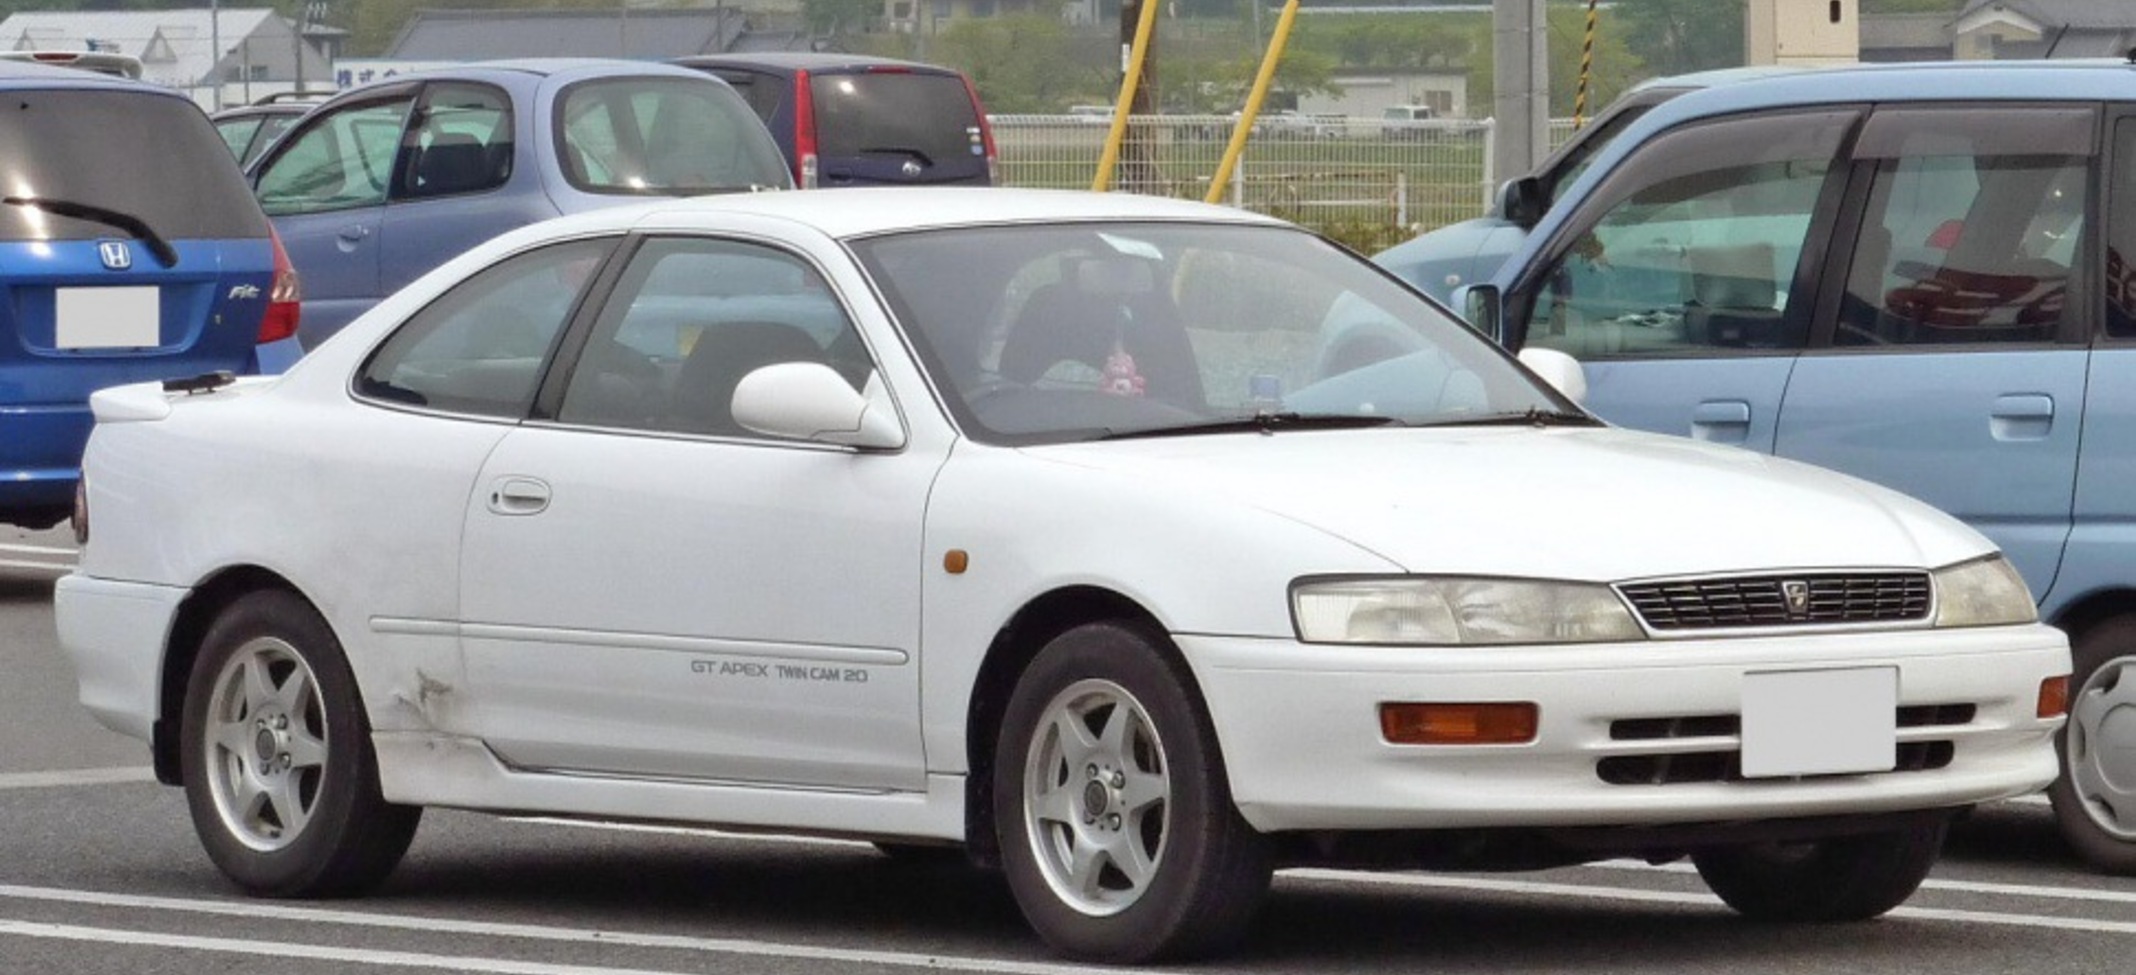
{"left": 1619, "top": 572, "right": 1931, "bottom": 631}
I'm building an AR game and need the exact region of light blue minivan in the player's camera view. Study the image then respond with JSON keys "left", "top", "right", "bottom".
{"left": 1455, "top": 58, "right": 2136, "bottom": 873}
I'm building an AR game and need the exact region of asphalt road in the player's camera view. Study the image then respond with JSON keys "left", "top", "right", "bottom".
{"left": 6, "top": 526, "right": 2135, "bottom": 974}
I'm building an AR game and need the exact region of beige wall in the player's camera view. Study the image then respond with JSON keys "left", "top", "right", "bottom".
{"left": 1746, "top": 0, "right": 1861, "bottom": 66}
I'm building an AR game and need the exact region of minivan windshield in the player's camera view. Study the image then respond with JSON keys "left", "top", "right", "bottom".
{"left": 854, "top": 221, "right": 1575, "bottom": 445}
{"left": 557, "top": 77, "right": 790, "bottom": 195}
{"left": 810, "top": 71, "right": 981, "bottom": 167}
{"left": 0, "top": 90, "right": 267, "bottom": 240}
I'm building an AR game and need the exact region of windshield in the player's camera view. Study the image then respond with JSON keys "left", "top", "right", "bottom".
{"left": 853, "top": 222, "right": 1572, "bottom": 445}
{"left": 556, "top": 76, "right": 790, "bottom": 195}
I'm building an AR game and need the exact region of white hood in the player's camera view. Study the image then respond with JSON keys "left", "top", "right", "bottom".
{"left": 1028, "top": 426, "right": 1991, "bottom": 582}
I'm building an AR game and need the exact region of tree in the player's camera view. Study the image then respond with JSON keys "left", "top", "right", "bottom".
{"left": 1613, "top": 0, "right": 1741, "bottom": 77}
{"left": 927, "top": 15, "right": 1097, "bottom": 114}
{"left": 803, "top": 0, "right": 880, "bottom": 35}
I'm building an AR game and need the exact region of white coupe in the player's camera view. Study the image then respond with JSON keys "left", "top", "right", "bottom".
{"left": 56, "top": 188, "right": 2068, "bottom": 962}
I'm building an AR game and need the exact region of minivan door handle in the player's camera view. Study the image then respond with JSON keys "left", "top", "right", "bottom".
{"left": 485, "top": 477, "right": 551, "bottom": 516}
{"left": 1990, "top": 394, "right": 2055, "bottom": 441}
{"left": 1690, "top": 400, "right": 1752, "bottom": 445}
{"left": 335, "top": 224, "right": 372, "bottom": 249}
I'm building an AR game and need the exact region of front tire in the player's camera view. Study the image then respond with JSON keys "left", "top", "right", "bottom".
{"left": 2050, "top": 613, "right": 2136, "bottom": 872}
{"left": 179, "top": 589, "right": 421, "bottom": 897}
{"left": 1692, "top": 817, "right": 1948, "bottom": 921}
{"left": 993, "top": 621, "right": 1271, "bottom": 963}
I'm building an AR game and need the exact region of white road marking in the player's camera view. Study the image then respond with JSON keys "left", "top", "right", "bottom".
{"left": 0, "top": 559, "right": 68, "bottom": 574}
{"left": 1591, "top": 858, "right": 2136, "bottom": 904}
{"left": 0, "top": 884, "right": 1131, "bottom": 975}
{"left": 2009, "top": 793, "right": 2052, "bottom": 806}
{"left": 0, "top": 920, "right": 755, "bottom": 975}
{"left": 0, "top": 768, "right": 153, "bottom": 790}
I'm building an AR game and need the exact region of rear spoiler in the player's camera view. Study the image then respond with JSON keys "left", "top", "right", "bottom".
{"left": 89, "top": 375, "right": 274, "bottom": 424}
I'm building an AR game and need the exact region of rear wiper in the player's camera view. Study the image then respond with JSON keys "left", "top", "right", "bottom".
{"left": 1426, "top": 408, "right": 1597, "bottom": 427}
{"left": 4, "top": 196, "right": 178, "bottom": 268}
{"left": 1099, "top": 412, "right": 1402, "bottom": 440}
{"left": 859, "top": 145, "right": 936, "bottom": 167}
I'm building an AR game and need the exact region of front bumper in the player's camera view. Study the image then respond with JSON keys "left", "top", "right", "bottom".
{"left": 1183, "top": 624, "right": 2067, "bottom": 833}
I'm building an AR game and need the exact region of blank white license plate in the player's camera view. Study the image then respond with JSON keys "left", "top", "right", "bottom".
{"left": 1740, "top": 667, "right": 1897, "bottom": 778}
{"left": 55, "top": 286, "right": 159, "bottom": 349}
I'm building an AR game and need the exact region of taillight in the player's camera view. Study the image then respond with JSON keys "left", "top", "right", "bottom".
{"left": 793, "top": 69, "right": 818, "bottom": 189}
{"left": 962, "top": 75, "right": 999, "bottom": 186}
{"left": 71, "top": 477, "right": 88, "bottom": 546}
{"left": 259, "top": 227, "right": 301, "bottom": 345}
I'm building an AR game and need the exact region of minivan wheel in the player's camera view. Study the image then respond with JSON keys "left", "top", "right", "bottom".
{"left": 993, "top": 621, "right": 1271, "bottom": 963}
{"left": 2049, "top": 613, "right": 2136, "bottom": 873}
{"left": 180, "top": 589, "right": 420, "bottom": 897}
{"left": 1692, "top": 816, "right": 1948, "bottom": 921}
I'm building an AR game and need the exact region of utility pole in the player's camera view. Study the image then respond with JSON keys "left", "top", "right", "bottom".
{"left": 1490, "top": 0, "right": 1548, "bottom": 186}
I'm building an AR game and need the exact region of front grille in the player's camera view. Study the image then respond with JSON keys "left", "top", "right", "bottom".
{"left": 1618, "top": 572, "right": 1931, "bottom": 631}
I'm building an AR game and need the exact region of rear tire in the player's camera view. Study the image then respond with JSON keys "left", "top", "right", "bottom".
{"left": 2049, "top": 613, "right": 2136, "bottom": 872}
{"left": 1692, "top": 817, "right": 1948, "bottom": 921}
{"left": 993, "top": 621, "right": 1271, "bottom": 963}
{"left": 179, "top": 589, "right": 420, "bottom": 897}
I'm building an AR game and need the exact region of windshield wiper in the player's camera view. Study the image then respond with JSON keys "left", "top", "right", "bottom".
{"left": 859, "top": 145, "right": 936, "bottom": 167}
{"left": 1099, "top": 412, "right": 1402, "bottom": 441}
{"left": 4, "top": 196, "right": 178, "bottom": 267}
{"left": 1423, "top": 407, "right": 1601, "bottom": 428}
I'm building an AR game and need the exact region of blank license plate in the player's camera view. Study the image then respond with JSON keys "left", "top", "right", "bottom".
{"left": 1740, "top": 667, "right": 1897, "bottom": 778}
{"left": 56, "top": 286, "right": 159, "bottom": 349}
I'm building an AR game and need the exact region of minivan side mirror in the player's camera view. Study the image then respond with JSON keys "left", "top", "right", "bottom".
{"left": 1451, "top": 283, "right": 1503, "bottom": 343}
{"left": 1516, "top": 347, "right": 1587, "bottom": 406}
{"left": 1498, "top": 176, "right": 1546, "bottom": 229}
{"left": 732, "top": 362, "right": 905, "bottom": 449}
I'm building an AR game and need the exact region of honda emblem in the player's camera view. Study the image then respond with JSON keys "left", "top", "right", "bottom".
{"left": 98, "top": 240, "right": 132, "bottom": 271}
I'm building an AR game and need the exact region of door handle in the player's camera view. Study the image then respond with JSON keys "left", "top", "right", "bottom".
{"left": 1690, "top": 400, "right": 1752, "bottom": 445}
{"left": 336, "top": 224, "right": 371, "bottom": 243}
{"left": 486, "top": 476, "right": 551, "bottom": 516}
{"left": 1990, "top": 394, "right": 2054, "bottom": 441}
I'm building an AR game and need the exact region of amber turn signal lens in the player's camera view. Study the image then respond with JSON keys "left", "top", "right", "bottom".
{"left": 1380, "top": 702, "right": 1538, "bottom": 745}
{"left": 2039, "top": 676, "right": 2070, "bottom": 719}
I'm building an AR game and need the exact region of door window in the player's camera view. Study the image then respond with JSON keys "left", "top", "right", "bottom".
{"left": 397, "top": 83, "right": 513, "bottom": 201}
{"left": 555, "top": 237, "right": 866, "bottom": 437}
{"left": 256, "top": 95, "right": 416, "bottom": 216}
{"left": 356, "top": 239, "right": 614, "bottom": 418}
{"left": 1835, "top": 107, "right": 2092, "bottom": 347}
{"left": 555, "top": 77, "right": 789, "bottom": 194}
{"left": 2108, "top": 118, "right": 2136, "bottom": 339}
{"left": 1521, "top": 111, "right": 1853, "bottom": 359}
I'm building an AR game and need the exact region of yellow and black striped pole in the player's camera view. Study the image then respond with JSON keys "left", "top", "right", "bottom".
{"left": 1574, "top": 0, "right": 1598, "bottom": 129}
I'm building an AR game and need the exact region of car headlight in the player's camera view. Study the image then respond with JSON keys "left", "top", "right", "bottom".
{"left": 1291, "top": 576, "right": 1645, "bottom": 645}
{"left": 1933, "top": 555, "right": 2037, "bottom": 627}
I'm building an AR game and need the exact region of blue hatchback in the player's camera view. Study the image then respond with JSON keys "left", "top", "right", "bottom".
{"left": 249, "top": 59, "right": 791, "bottom": 349}
{"left": 0, "top": 62, "right": 300, "bottom": 530}
{"left": 1454, "top": 58, "right": 2136, "bottom": 875}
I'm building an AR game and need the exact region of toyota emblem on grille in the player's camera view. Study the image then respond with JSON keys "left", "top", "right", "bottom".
{"left": 901, "top": 160, "right": 924, "bottom": 177}
{"left": 98, "top": 241, "right": 132, "bottom": 271}
{"left": 1782, "top": 580, "right": 1811, "bottom": 618}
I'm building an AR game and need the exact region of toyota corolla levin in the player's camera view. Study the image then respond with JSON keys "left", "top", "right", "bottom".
{"left": 55, "top": 188, "right": 2068, "bottom": 962}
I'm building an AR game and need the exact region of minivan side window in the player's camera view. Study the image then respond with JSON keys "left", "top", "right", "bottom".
{"left": 357, "top": 239, "right": 615, "bottom": 418}
{"left": 2108, "top": 118, "right": 2136, "bottom": 339}
{"left": 1519, "top": 110, "right": 1853, "bottom": 359}
{"left": 256, "top": 96, "right": 416, "bottom": 216}
{"left": 1835, "top": 107, "right": 2092, "bottom": 347}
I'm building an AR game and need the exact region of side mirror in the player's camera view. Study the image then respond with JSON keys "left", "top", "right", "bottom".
{"left": 1517, "top": 347, "right": 1587, "bottom": 406}
{"left": 1451, "top": 283, "right": 1503, "bottom": 343}
{"left": 1498, "top": 176, "right": 1546, "bottom": 229}
{"left": 731, "top": 362, "right": 905, "bottom": 450}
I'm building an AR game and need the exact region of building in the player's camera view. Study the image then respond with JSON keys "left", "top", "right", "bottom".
{"left": 0, "top": 9, "right": 331, "bottom": 110}
{"left": 1952, "top": 0, "right": 2136, "bottom": 59}
{"left": 1858, "top": 13, "right": 1952, "bottom": 63}
{"left": 1296, "top": 69, "right": 1468, "bottom": 120}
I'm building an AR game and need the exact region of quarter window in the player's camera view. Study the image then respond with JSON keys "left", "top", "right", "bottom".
{"left": 357, "top": 239, "right": 614, "bottom": 418}
{"left": 256, "top": 95, "right": 415, "bottom": 216}
{"left": 1835, "top": 107, "right": 2091, "bottom": 347}
{"left": 556, "top": 77, "right": 789, "bottom": 194}
{"left": 1522, "top": 111, "right": 1852, "bottom": 359}
{"left": 555, "top": 237, "right": 868, "bottom": 437}
{"left": 2107, "top": 118, "right": 2136, "bottom": 339}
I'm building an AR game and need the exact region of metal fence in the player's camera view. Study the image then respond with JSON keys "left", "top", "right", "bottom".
{"left": 991, "top": 114, "right": 1588, "bottom": 240}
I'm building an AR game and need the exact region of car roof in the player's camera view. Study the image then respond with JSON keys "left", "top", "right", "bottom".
{"left": 0, "top": 59, "right": 171, "bottom": 93}
{"left": 1648, "top": 58, "right": 2136, "bottom": 123}
{"left": 570, "top": 187, "right": 1290, "bottom": 241}
{"left": 333, "top": 58, "right": 720, "bottom": 98}
{"left": 674, "top": 52, "right": 961, "bottom": 75}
